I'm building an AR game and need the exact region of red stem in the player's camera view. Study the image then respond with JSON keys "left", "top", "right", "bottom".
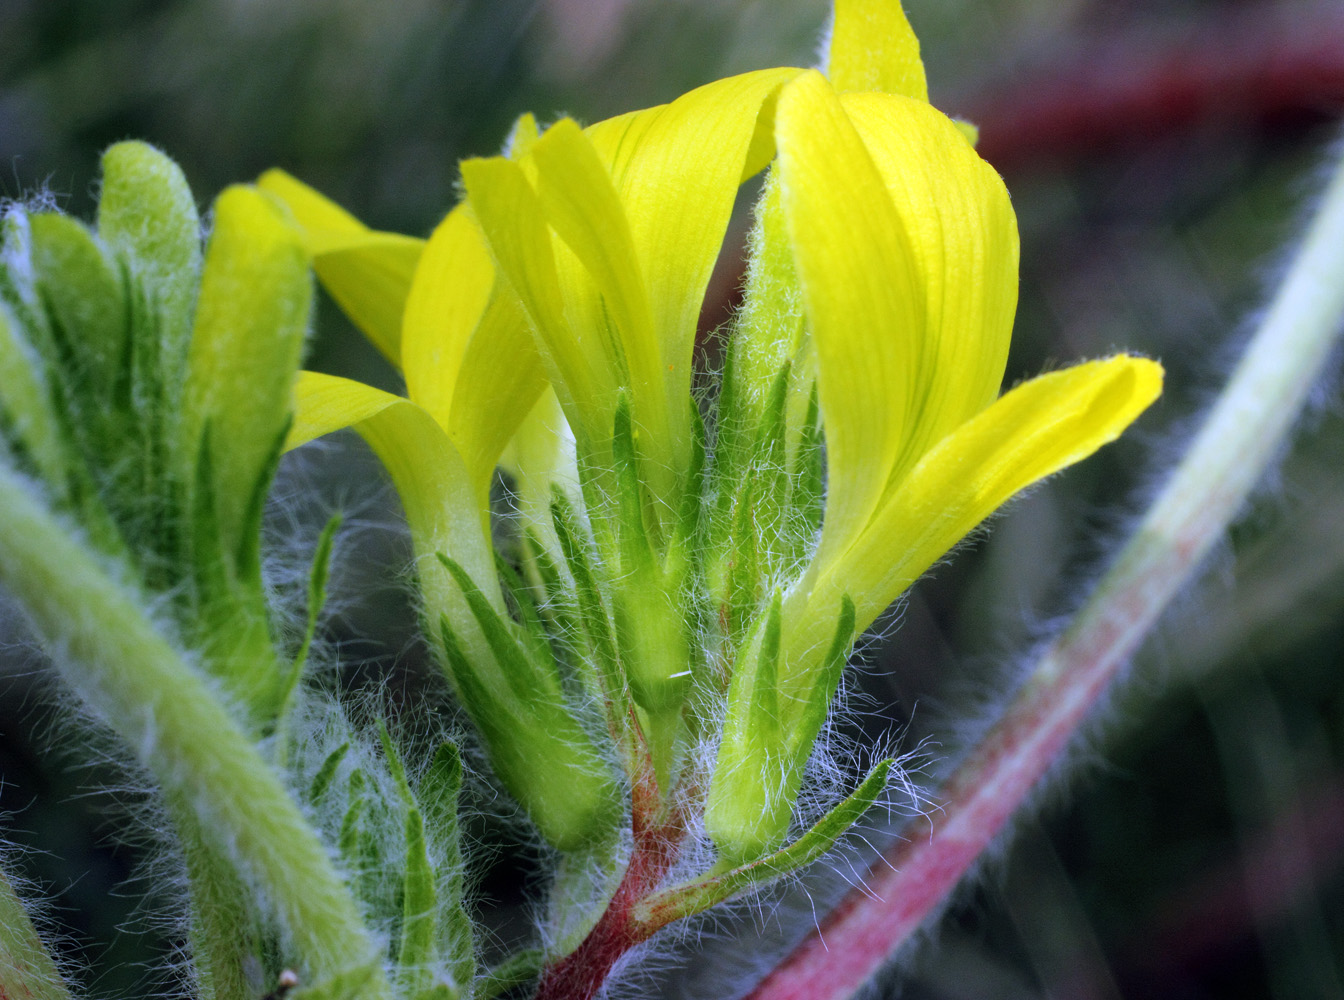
{"left": 533, "top": 816, "right": 683, "bottom": 1000}
{"left": 744, "top": 557, "right": 1185, "bottom": 1000}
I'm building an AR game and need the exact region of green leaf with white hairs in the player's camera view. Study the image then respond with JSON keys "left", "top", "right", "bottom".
{"left": 97, "top": 141, "right": 201, "bottom": 396}
{"left": 639, "top": 759, "right": 894, "bottom": 926}
{"left": 419, "top": 742, "right": 475, "bottom": 992}
{"left": 0, "top": 300, "right": 65, "bottom": 487}
{"left": 0, "top": 860, "right": 72, "bottom": 1000}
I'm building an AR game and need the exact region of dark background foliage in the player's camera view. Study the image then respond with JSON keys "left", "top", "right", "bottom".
{"left": 2, "top": 1, "right": 1343, "bottom": 997}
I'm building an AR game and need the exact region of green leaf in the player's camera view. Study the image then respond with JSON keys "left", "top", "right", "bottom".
{"left": 0, "top": 299, "right": 65, "bottom": 487}
{"left": 97, "top": 141, "right": 201, "bottom": 399}
{"left": 639, "top": 759, "right": 894, "bottom": 927}
{"left": 278, "top": 512, "right": 343, "bottom": 715}
{"left": 0, "top": 859, "right": 73, "bottom": 1000}
{"left": 419, "top": 743, "right": 474, "bottom": 991}
{"left": 309, "top": 742, "right": 351, "bottom": 804}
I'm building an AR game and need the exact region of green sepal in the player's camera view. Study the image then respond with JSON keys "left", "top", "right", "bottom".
{"left": 611, "top": 393, "right": 658, "bottom": 565}
{"left": 289, "top": 963, "right": 384, "bottom": 1000}
{"left": 418, "top": 742, "right": 474, "bottom": 991}
{"left": 706, "top": 593, "right": 855, "bottom": 865}
{"left": 377, "top": 720, "right": 415, "bottom": 807}
{"left": 549, "top": 488, "right": 625, "bottom": 719}
{"left": 337, "top": 769, "right": 377, "bottom": 906}
{"left": 394, "top": 793, "right": 440, "bottom": 993}
{"left": 477, "top": 949, "right": 545, "bottom": 1000}
{"left": 279, "top": 512, "right": 343, "bottom": 715}
{"left": 638, "top": 759, "right": 893, "bottom": 927}
{"left": 522, "top": 527, "right": 582, "bottom": 671}
{"left": 436, "top": 552, "right": 551, "bottom": 701}
{"left": 374, "top": 715, "right": 454, "bottom": 984}
{"left": 438, "top": 613, "right": 620, "bottom": 852}
{"left": 309, "top": 742, "right": 351, "bottom": 804}
{"left": 0, "top": 299, "right": 65, "bottom": 488}
{"left": 747, "top": 592, "right": 782, "bottom": 740}
{"left": 791, "top": 593, "right": 857, "bottom": 760}
{"left": 233, "top": 417, "right": 292, "bottom": 584}
{"left": 0, "top": 210, "right": 53, "bottom": 356}
{"left": 671, "top": 396, "right": 708, "bottom": 565}
{"left": 753, "top": 358, "right": 793, "bottom": 574}
{"left": 785, "top": 382, "right": 824, "bottom": 569}
{"left": 725, "top": 470, "right": 762, "bottom": 642}
{"left": 609, "top": 396, "right": 691, "bottom": 727}
{"left": 494, "top": 552, "right": 553, "bottom": 668}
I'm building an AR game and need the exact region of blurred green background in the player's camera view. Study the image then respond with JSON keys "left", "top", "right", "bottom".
{"left": 2, "top": 0, "right": 1344, "bottom": 997}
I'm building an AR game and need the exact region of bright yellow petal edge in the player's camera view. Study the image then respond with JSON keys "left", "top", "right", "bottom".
{"left": 259, "top": 169, "right": 423, "bottom": 367}
{"left": 784, "top": 355, "right": 1164, "bottom": 678}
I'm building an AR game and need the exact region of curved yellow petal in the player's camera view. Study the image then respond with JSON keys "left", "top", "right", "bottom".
{"left": 583, "top": 67, "right": 799, "bottom": 466}
{"left": 531, "top": 118, "right": 662, "bottom": 448}
{"left": 775, "top": 70, "right": 925, "bottom": 570}
{"left": 825, "top": 0, "right": 928, "bottom": 100}
{"left": 285, "top": 371, "right": 498, "bottom": 609}
{"left": 789, "top": 356, "right": 1164, "bottom": 673}
{"left": 259, "top": 169, "right": 422, "bottom": 366}
{"left": 448, "top": 289, "right": 547, "bottom": 501}
{"left": 400, "top": 204, "right": 494, "bottom": 431}
{"left": 841, "top": 91, "right": 1019, "bottom": 495}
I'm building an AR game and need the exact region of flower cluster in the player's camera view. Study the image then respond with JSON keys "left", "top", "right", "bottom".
{"left": 267, "top": 0, "right": 1160, "bottom": 878}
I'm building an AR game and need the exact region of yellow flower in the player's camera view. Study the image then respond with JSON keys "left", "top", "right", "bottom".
{"left": 703, "top": 2, "right": 1161, "bottom": 862}
{"left": 266, "top": 0, "right": 1161, "bottom": 862}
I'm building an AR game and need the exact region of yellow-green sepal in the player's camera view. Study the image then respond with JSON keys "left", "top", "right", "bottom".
{"left": 183, "top": 185, "right": 310, "bottom": 565}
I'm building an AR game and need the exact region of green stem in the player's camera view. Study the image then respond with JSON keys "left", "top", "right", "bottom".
{"left": 172, "top": 795, "right": 262, "bottom": 1000}
{"left": 746, "top": 144, "right": 1344, "bottom": 1000}
{"left": 0, "top": 466, "right": 387, "bottom": 995}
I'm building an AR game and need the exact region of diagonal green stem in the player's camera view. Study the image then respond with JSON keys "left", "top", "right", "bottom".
{"left": 746, "top": 142, "right": 1344, "bottom": 1000}
{"left": 0, "top": 466, "right": 388, "bottom": 996}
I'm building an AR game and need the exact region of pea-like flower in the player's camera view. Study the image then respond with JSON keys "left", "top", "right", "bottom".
{"left": 267, "top": 0, "right": 1160, "bottom": 878}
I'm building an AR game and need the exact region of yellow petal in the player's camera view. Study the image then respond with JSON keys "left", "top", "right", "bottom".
{"left": 285, "top": 371, "right": 499, "bottom": 609}
{"left": 461, "top": 155, "right": 607, "bottom": 447}
{"left": 825, "top": 0, "right": 928, "bottom": 100}
{"left": 448, "top": 289, "right": 547, "bottom": 501}
{"left": 531, "top": 118, "right": 661, "bottom": 445}
{"left": 775, "top": 70, "right": 925, "bottom": 571}
{"left": 583, "top": 67, "right": 799, "bottom": 434}
{"left": 841, "top": 90, "right": 1019, "bottom": 495}
{"left": 790, "top": 356, "right": 1164, "bottom": 670}
{"left": 259, "top": 169, "right": 422, "bottom": 366}
{"left": 399, "top": 204, "right": 491, "bottom": 432}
